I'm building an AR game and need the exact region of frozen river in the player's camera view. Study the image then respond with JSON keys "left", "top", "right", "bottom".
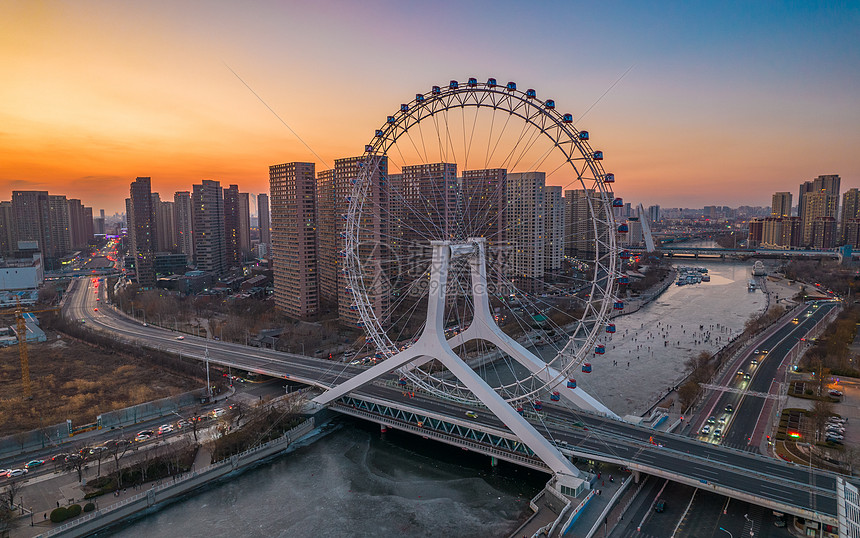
{"left": 575, "top": 260, "right": 766, "bottom": 415}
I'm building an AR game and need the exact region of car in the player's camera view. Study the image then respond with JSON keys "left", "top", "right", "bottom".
{"left": 750, "top": 359, "right": 758, "bottom": 366}
{"left": 829, "top": 390, "right": 843, "bottom": 397}
{"left": 761, "top": 349, "right": 769, "bottom": 354}
{"left": 6, "top": 469, "right": 27, "bottom": 478}
{"left": 743, "top": 373, "right": 751, "bottom": 380}
{"left": 774, "top": 518, "right": 787, "bottom": 528}
{"left": 725, "top": 404, "right": 734, "bottom": 413}
{"left": 701, "top": 425, "right": 711, "bottom": 435}
{"left": 737, "top": 370, "right": 744, "bottom": 376}
{"left": 142, "top": 323, "right": 147, "bottom": 327}
{"left": 718, "top": 416, "right": 727, "bottom": 425}
{"left": 88, "top": 447, "right": 108, "bottom": 455}
{"left": 707, "top": 416, "right": 716, "bottom": 424}
{"left": 93, "top": 308, "right": 98, "bottom": 311}
{"left": 211, "top": 408, "right": 226, "bottom": 418}
{"left": 654, "top": 500, "right": 666, "bottom": 512}
{"left": 176, "top": 336, "right": 185, "bottom": 340}
{"left": 826, "top": 433, "right": 844, "bottom": 440}
{"left": 465, "top": 411, "right": 478, "bottom": 419}
{"left": 713, "top": 428, "right": 722, "bottom": 438}
{"left": 792, "top": 318, "right": 800, "bottom": 323}
{"left": 826, "top": 437, "right": 844, "bottom": 445}
{"left": 157, "top": 424, "right": 174, "bottom": 435}
{"left": 176, "top": 419, "right": 191, "bottom": 429}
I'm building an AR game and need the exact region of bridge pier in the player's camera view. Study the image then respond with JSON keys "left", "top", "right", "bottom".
{"left": 632, "top": 470, "right": 640, "bottom": 483}
{"left": 380, "top": 423, "right": 388, "bottom": 433}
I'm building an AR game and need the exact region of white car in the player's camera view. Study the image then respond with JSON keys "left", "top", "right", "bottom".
{"left": 176, "top": 336, "right": 185, "bottom": 340}
{"left": 6, "top": 469, "right": 27, "bottom": 478}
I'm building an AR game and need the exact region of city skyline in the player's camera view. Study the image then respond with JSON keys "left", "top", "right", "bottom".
{"left": 1, "top": 1, "right": 858, "bottom": 214}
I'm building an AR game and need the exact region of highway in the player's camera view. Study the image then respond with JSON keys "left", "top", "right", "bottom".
{"left": 67, "top": 277, "right": 851, "bottom": 523}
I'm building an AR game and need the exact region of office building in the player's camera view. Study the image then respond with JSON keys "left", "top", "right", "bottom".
{"left": 192, "top": 180, "right": 227, "bottom": 276}
{"left": 270, "top": 162, "right": 319, "bottom": 319}
{"left": 0, "top": 202, "right": 14, "bottom": 257}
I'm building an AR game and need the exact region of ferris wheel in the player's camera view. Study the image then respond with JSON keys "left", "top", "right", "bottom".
{"left": 342, "top": 78, "right": 621, "bottom": 409}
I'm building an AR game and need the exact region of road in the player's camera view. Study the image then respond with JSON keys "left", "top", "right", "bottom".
{"left": 690, "top": 301, "right": 836, "bottom": 451}
{"left": 67, "top": 277, "right": 851, "bottom": 523}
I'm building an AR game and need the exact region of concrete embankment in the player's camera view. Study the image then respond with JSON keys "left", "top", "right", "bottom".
{"left": 38, "top": 412, "right": 334, "bottom": 538}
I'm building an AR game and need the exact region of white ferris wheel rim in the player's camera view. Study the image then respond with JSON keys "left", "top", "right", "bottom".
{"left": 344, "top": 78, "right": 619, "bottom": 405}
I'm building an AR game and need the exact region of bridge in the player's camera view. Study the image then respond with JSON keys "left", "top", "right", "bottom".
{"left": 629, "top": 245, "right": 856, "bottom": 261}
{"left": 67, "top": 276, "right": 852, "bottom": 528}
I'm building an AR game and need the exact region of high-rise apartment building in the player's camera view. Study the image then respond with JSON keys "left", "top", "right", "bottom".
{"left": 544, "top": 185, "right": 564, "bottom": 273}
{"left": 192, "top": 180, "right": 227, "bottom": 276}
{"left": 173, "top": 191, "right": 194, "bottom": 264}
{"left": 771, "top": 192, "right": 792, "bottom": 218}
{"left": 799, "top": 174, "right": 840, "bottom": 246}
{"left": 506, "top": 172, "right": 545, "bottom": 293}
{"left": 647, "top": 205, "right": 661, "bottom": 224}
{"left": 237, "top": 192, "right": 251, "bottom": 260}
{"left": 461, "top": 168, "right": 506, "bottom": 248}
{"left": 129, "top": 177, "right": 157, "bottom": 287}
{"left": 270, "top": 162, "right": 319, "bottom": 319}
{"left": 315, "top": 169, "right": 338, "bottom": 306}
{"left": 565, "top": 189, "right": 613, "bottom": 259}
{"left": 841, "top": 188, "right": 860, "bottom": 245}
{"left": 812, "top": 216, "right": 837, "bottom": 249}
{"left": 223, "top": 185, "right": 241, "bottom": 267}
{"left": 47, "top": 195, "right": 72, "bottom": 260}
{"left": 10, "top": 190, "right": 73, "bottom": 266}
{"left": 0, "top": 202, "right": 14, "bottom": 257}
{"left": 257, "top": 193, "right": 270, "bottom": 258}
{"left": 332, "top": 156, "right": 390, "bottom": 328}
{"left": 154, "top": 197, "right": 176, "bottom": 253}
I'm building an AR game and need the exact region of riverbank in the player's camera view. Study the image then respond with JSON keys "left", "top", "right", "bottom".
{"left": 23, "top": 413, "right": 331, "bottom": 538}
{"left": 611, "top": 266, "right": 677, "bottom": 319}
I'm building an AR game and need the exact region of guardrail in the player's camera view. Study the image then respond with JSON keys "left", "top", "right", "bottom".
{"left": 40, "top": 417, "right": 315, "bottom": 537}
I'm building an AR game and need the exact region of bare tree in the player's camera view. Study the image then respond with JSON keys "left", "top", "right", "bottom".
{"left": 0, "top": 478, "right": 23, "bottom": 512}
{"left": 808, "top": 400, "right": 835, "bottom": 442}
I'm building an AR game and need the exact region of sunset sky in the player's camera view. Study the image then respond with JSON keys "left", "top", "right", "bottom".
{"left": 1, "top": 1, "right": 858, "bottom": 215}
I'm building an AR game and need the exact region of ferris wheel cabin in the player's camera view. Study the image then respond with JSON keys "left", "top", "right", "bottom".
{"left": 449, "top": 80, "right": 459, "bottom": 89}
{"left": 612, "top": 197, "right": 624, "bottom": 207}
{"left": 582, "top": 362, "right": 593, "bottom": 373}
{"left": 487, "top": 78, "right": 497, "bottom": 87}
{"left": 432, "top": 85, "right": 441, "bottom": 95}
{"left": 544, "top": 99, "right": 555, "bottom": 109}
{"left": 506, "top": 81, "right": 517, "bottom": 91}
{"left": 578, "top": 130, "right": 589, "bottom": 140}
{"left": 526, "top": 88, "right": 537, "bottom": 99}
{"left": 562, "top": 114, "right": 573, "bottom": 123}
{"left": 468, "top": 77, "right": 478, "bottom": 87}
{"left": 604, "top": 173, "right": 615, "bottom": 183}
{"left": 606, "top": 323, "right": 616, "bottom": 334}
{"left": 567, "top": 378, "right": 577, "bottom": 388}
{"left": 593, "top": 151, "right": 604, "bottom": 160}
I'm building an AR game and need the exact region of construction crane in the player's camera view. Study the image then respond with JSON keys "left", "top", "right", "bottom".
{"left": 0, "top": 300, "right": 61, "bottom": 399}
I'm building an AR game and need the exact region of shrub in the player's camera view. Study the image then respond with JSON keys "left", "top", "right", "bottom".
{"left": 50, "top": 507, "right": 68, "bottom": 523}
{"left": 83, "top": 502, "right": 95, "bottom": 513}
{"left": 67, "top": 504, "right": 82, "bottom": 517}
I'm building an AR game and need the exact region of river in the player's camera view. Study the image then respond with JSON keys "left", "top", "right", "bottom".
{"left": 108, "top": 259, "right": 765, "bottom": 536}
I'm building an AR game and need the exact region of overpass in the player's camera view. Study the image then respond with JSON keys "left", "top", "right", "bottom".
{"left": 67, "top": 277, "right": 851, "bottom": 527}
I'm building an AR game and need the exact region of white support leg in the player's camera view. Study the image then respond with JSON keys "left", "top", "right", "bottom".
{"left": 314, "top": 239, "right": 610, "bottom": 492}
